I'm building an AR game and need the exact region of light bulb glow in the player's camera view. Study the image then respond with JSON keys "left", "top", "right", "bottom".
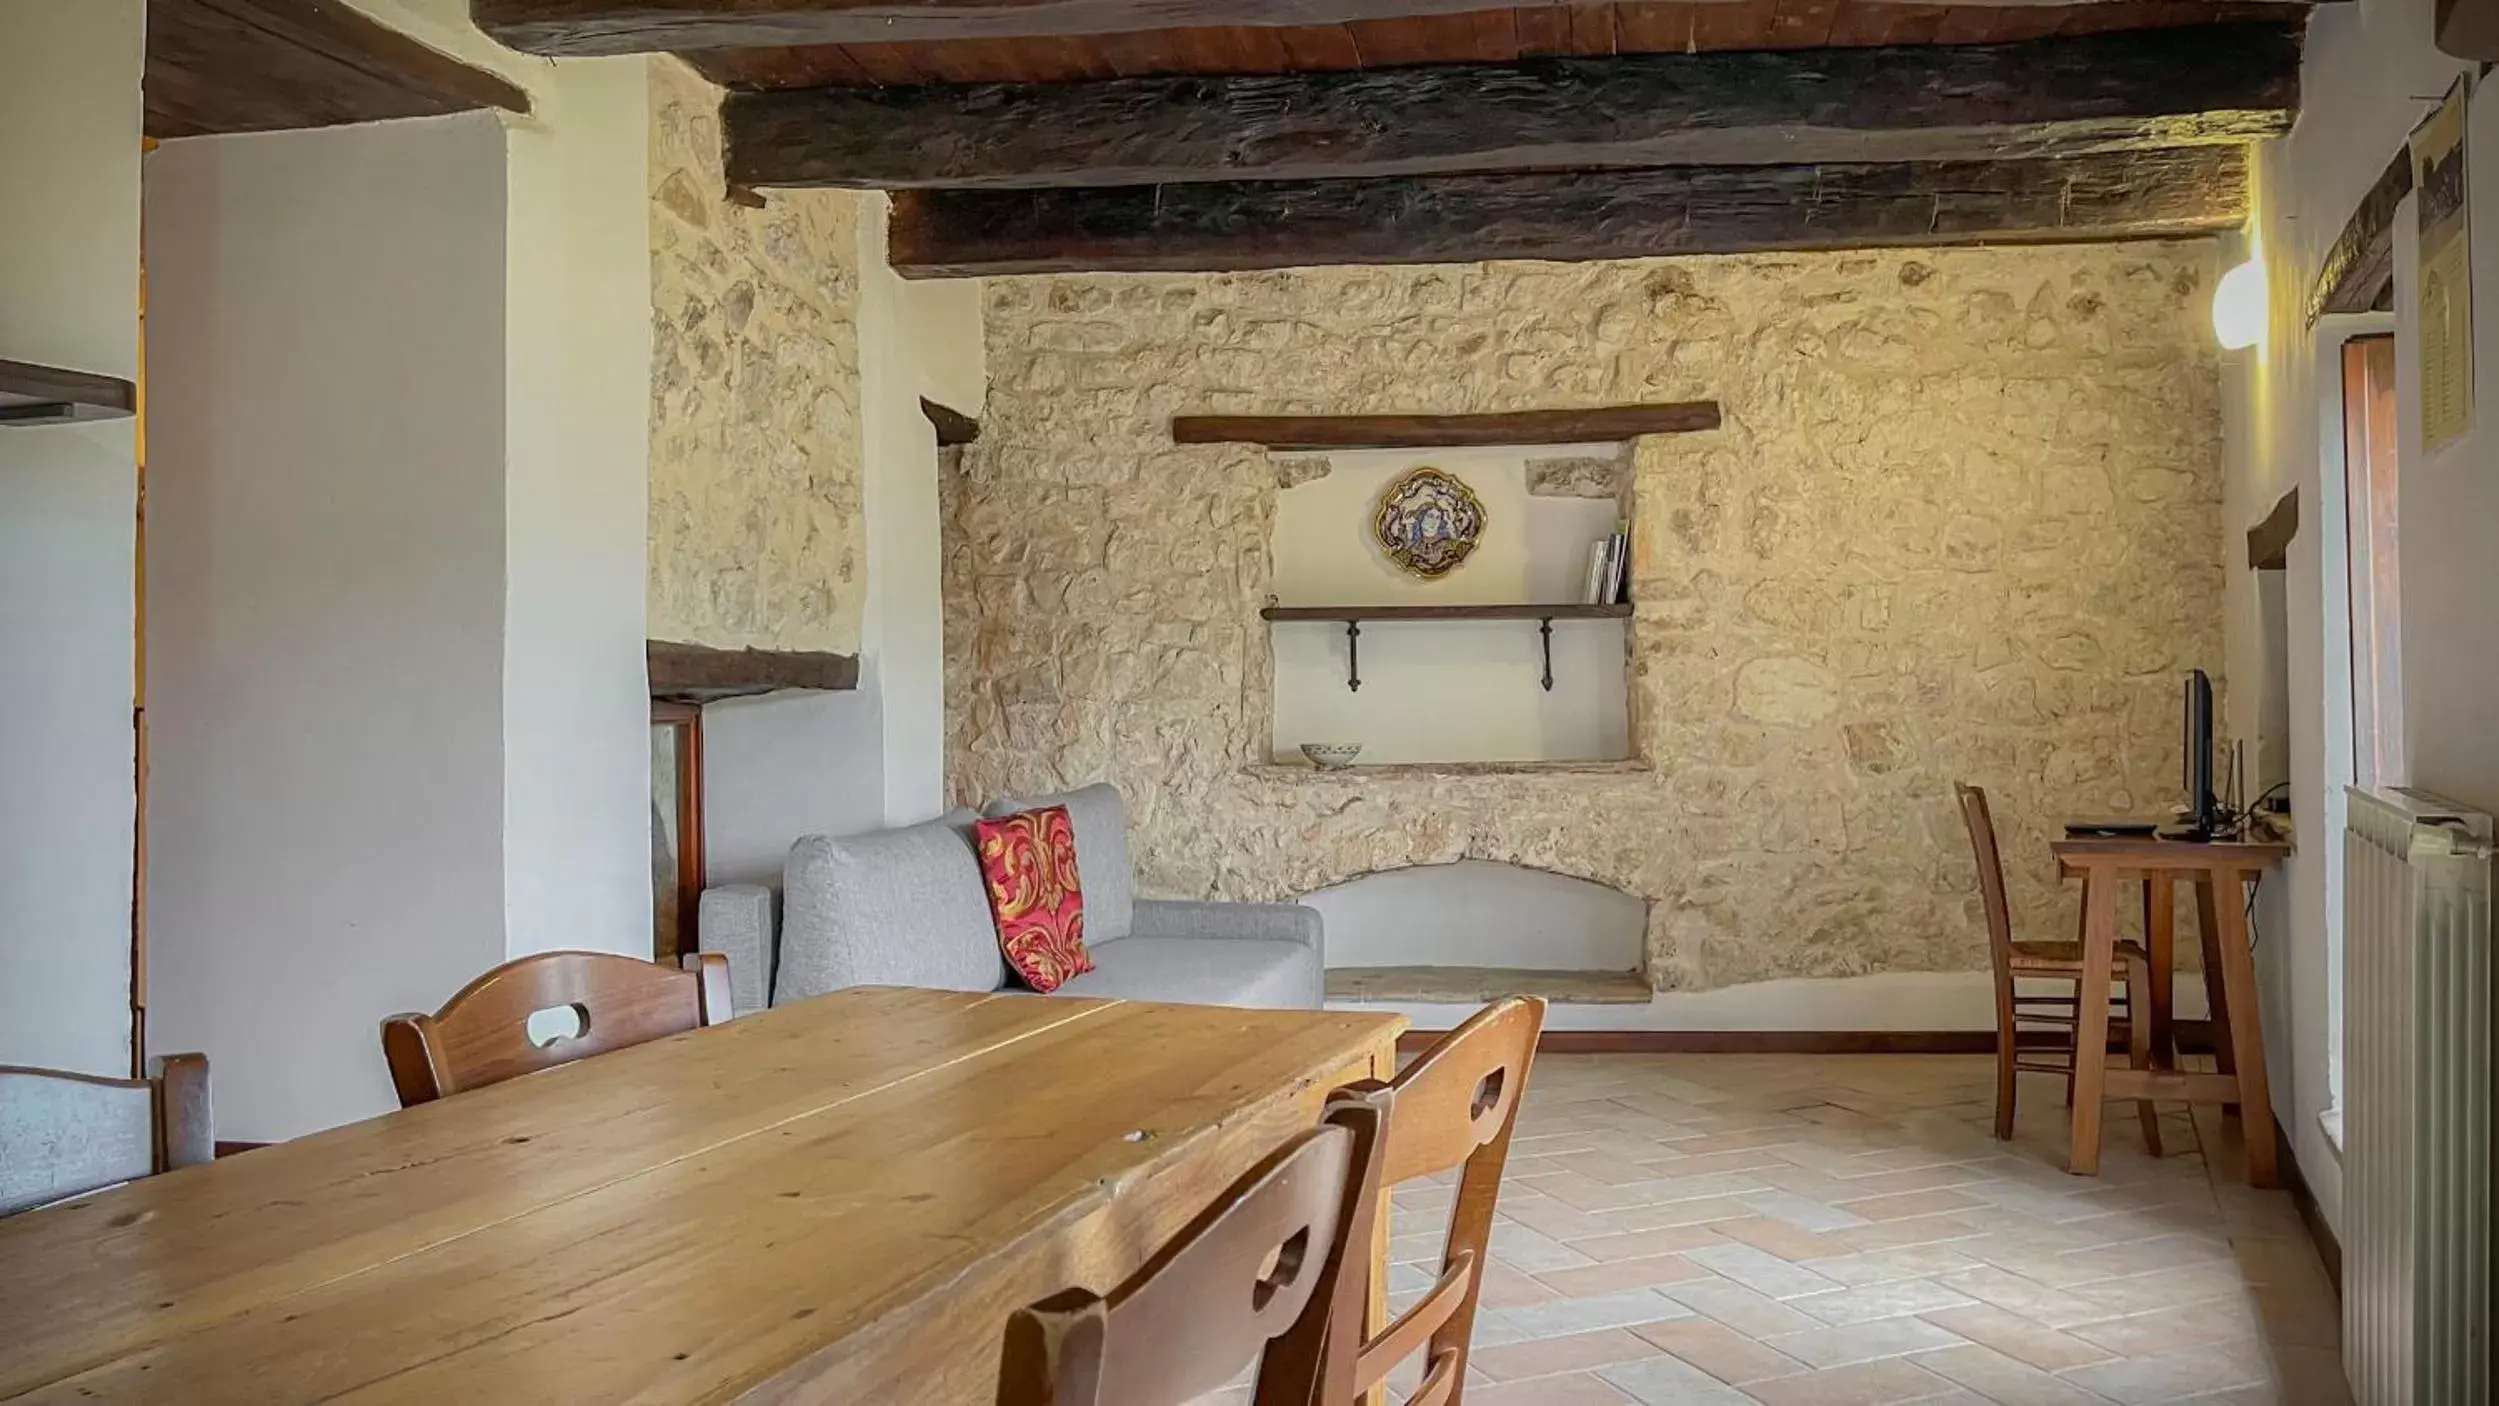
{"left": 2213, "top": 257, "right": 2267, "bottom": 351}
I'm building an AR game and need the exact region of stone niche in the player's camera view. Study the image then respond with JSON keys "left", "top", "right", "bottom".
{"left": 944, "top": 246, "right": 2227, "bottom": 993}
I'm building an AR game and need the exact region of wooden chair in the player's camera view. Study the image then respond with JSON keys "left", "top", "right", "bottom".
{"left": 381, "top": 950, "right": 734, "bottom": 1108}
{"left": 0, "top": 1054, "right": 212, "bottom": 1217}
{"left": 1957, "top": 784, "right": 2162, "bottom": 1155}
{"left": 996, "top": 1093, "right": 1388, "bottom": 1406}
{"left": 1318, "top": 996, "right": 1548, "bottom": 1406}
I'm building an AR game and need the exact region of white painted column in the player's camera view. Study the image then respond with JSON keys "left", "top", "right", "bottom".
{"left": 0, "top": 0, "right": 146, "bottom": 1075}
{"left": 499, "top": 56, "right": 656, "bottom": 959}
{"left": 858, "top": 199, "right": 985, "bottom": 826}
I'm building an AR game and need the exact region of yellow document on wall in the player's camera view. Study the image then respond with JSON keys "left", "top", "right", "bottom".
{"left": 2412, "top": 75, "right": 2474, "bottom": 455}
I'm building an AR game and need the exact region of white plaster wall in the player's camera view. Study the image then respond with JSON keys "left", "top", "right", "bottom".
{"left": 1271, "top": 446, "right": 1631, "bottom": 765}
{"left": 1350, "top": 968, "right": 2215, "bottom": 1036}
{"left": 334, "top": 0, "right": 658, "bottom": 962}
{"left": 1306, "top": 860, "right": 1646, "bottom": 970}
{"left": 0, "top": 0, "right": 145, "bottom": 1076}
{"left": 861, "top": 202, "right": 986, "bottom": 827}
{"left": 2219, "top": 0, "right": 2493, "bottom": 1237}
{"left": 498, "top": 56, "right": 655, "bottom": 959}
{"left": 703, "top": 690, "right": 888, "bottom": 886}
{"left": 142, "top": 116, "right": 512, "bottom": 1140}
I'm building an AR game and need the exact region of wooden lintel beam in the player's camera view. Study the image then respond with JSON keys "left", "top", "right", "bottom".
{"left": 150, "top": 0, "right": 530, "bottom": 140}
{"left": 890, "top": 147, "right": 2249, "bottom": 279}
{"left": 728, "top": 26, "right": 2298, "bottom": 191}
{"left": 473, "top": 0, "right": 2330, "bottom": 55}
{"left": 2309, "top": 148, "right": 2411, "bottom": 325}
{"left": 2247, "top": 488, "right": 2298, "bottom": 570}
{"left": 921, "top": 397, "right": 981, "bottom": 446}
{"left": 1175, "top": 404, "right": 1720, "bottom": 451}
{"left": 647, "top": 641, "right": 861, "bottom": 702}
{"left": 2439, "top": 0, "right": 2499, "bottom": 58}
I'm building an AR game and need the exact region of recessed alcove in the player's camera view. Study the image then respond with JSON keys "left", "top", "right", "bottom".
{"left": 1306, "top": 860, "right": 1650, "bottom": 1005}
{"left": 1266, "top": 444, "right": 1633, "bottom": 769}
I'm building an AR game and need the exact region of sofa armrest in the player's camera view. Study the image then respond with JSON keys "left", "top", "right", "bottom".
{"left": 1129, "top": 899, "right": 1323, "bottom": 957}
{"left": 698, "top": 884, "right": 776, "bottom": 1017}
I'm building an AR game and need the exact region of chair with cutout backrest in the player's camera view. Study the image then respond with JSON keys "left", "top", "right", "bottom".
{"left": 1957, "top": 783, "right": 2162, "bottom": 1155}
{"left": 380, "top": 950, "right": 734, "bottom": 1108}
{"left": 996, "top": 1090, "right": 1390, "bottom": 1406}
{"left": 1320, "top": 996, "right": 1548, "bottom": 1406}
{"left": 0, "top": 1054, "right": 213, "bottom": 1218}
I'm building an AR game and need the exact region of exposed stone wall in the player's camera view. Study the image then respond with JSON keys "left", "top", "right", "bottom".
{"left": 945, "top": 246, "right": 2225, "bottom": 990}
{"left": 648, "top": 59, "right": 866, "bottom": 653}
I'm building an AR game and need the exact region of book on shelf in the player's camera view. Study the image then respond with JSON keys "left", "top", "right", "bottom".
{"left": 1582, "top": 523, "right": 1633, "bottom": 606}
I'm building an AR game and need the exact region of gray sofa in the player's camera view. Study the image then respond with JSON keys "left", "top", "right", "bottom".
{"left": 699, "top": 784, "right": 1323, "bottom": 1013}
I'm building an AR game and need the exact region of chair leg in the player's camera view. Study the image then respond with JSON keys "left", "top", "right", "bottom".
{"left": 1995, "top": 1021, "right": 2018, "bottom": 1142}
{"left": 2123, "top": 951, "right": 2163, "bottom": 1157}
{"left": 2063, "top": 993, "right": 2078, "bottom": 1109}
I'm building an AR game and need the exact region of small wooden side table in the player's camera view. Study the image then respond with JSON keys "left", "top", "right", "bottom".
{"left": 2049, "top": 834, "right": 2291, "bottom": 1187}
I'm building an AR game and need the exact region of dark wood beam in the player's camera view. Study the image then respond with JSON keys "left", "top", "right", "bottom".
{"left": 890, "top": 146, "right": 2249, "bottom": 278}
{"left": 2309, "top": 148, "right": 2411, "bottom": 324}
{"left": 728, "top": 27, "right": 2297, "bottom": 191}
{"left": 150, "top": 0, "right": 529, "bottom": 140}
{"left": 2248, "top": 488, "right": 2298, "bottom": 570}
{"left": 2439, "top": 0, "right": 2499, "bottom": 58}
{"left": 921, "top": 397, "right": 981, "bottom": 446}
{"left": 0, "top": 360, "right": 138, "bottom": 427}
{"left": 1177, "top": 404, "right": 1720, "bottom": 451}
{"left": 474, "top": 0, "right": 2333, "bottom": 55}
{"left": 648, "top": 641, "right": 861, "bottom": 702}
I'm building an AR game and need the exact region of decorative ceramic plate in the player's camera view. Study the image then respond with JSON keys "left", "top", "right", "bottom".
{"left": 1373, "top": 468, "right": 1486, "bottom": 578}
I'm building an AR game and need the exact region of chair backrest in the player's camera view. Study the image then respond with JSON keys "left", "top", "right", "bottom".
{"left": 997, "top": 1093, "right": 1388, "bottom": 1406}
{"left": 1955, "top": 783, "right": 2019, "bottom": 989}
{"left": 1349, "top": 996, "right": 1548, "bottom": 1404}
{"left": 0, "top": 1054, "right": 212, "bottom": 1217}
{"left": 381, "top": 951, "right": 733, "bottom": 1107}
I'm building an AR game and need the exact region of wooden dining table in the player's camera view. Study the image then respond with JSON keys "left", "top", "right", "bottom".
{"left": 2052, "top": 833, "right": 2289, "bottom": 1187}
{"left": 0, "top": 987, "right": 1406, "bottom": 1403}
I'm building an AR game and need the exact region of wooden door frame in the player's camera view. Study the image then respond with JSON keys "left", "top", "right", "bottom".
{"left": 651, "top": 701, "right": 706, "bottom": 964}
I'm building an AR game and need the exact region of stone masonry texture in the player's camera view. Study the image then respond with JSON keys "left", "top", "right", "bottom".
{"left": 945, "top": 246, "right": 2226, "bottom": 991}
{"left": 649, "top": 58, "right": 867, "bottom": 654}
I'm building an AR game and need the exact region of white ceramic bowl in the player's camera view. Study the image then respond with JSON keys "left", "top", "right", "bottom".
{"left": 1300, "top": 743, "right": 1363, "bottom": 770}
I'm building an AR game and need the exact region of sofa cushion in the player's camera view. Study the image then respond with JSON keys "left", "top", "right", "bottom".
{"left": 973, "top": 806, "right": 1095, "bottom": 994}
{"left": 1050, "top": 937, "right": 1321, "bottom": 1011}
{"left": 774, "top": 811, "right": 1005, "bottom": 1004}
{"left": 986, "top": 783, "right": 1135, "bottom": 943}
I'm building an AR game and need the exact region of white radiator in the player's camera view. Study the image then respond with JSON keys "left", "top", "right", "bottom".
{"left": 2343, "top": 787, "right": 2493, "bottom": 1406}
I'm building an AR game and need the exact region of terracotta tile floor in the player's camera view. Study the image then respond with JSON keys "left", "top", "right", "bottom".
{"left": 1214, "top": 1052, "right": 2349, "bottom": 1406}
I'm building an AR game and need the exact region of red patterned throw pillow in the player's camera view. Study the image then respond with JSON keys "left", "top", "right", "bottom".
{"left": 973, "top": 805, "right": 1094, "bottom": 994}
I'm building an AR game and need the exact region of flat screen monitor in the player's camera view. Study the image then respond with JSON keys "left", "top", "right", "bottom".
{"left": 2182, "top": 669, "right": 2216, "bottom": 837}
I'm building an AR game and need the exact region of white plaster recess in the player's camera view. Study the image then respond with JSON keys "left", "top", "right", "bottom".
{"left": 946, "top": 248, "right": 2226, "bottom": 992}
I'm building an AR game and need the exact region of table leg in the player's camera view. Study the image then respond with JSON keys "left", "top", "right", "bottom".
{"left": 2068, "top": 869, "right": 2119, "bottom": 1176}
{"left": 2145, "top": 874, "right": 2176, "bottom": 1070}
{"left": 2207, "top": 870, "right": 2279, "bottom": 1189}
{"left": 2195, "top": 878, "right": 2239, "bottom": 1118}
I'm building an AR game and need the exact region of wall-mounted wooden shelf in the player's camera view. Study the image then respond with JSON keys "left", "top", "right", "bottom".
{"left": 0, "top": 359, "right": 137, "bottom": 427}
{"left": 1263, "top": 603, "right": 1630, "bottom": 623}
{"left": 1177, "top": 403, "right": 1719, "bottom": 450}
{"left": 1263, "top": 602, "right": 1630, "bottom": 691}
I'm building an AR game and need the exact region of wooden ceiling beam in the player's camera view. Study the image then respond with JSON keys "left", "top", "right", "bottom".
{"left": 473, "top": 0, "right": 2325, "bottom": 56}
{"left": 888, "top": 146, "right": 2250, "bottom": 278}
{"left": 728, "top": 26, "right": 2297, "bottom": 191}
{"left": 2309, "top": 148, "right": 2410, "bottom": 324}
{"left": 150, "top": 0, "right": 528, "bottom": 140}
